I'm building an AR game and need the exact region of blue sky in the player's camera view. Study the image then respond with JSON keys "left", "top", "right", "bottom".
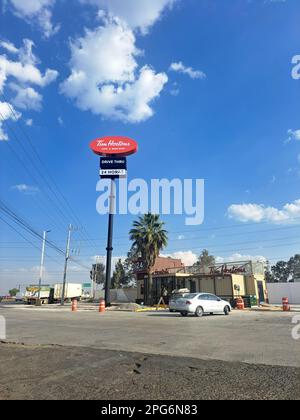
{"left": 0, "top": 0, "right": 299, "bottom": 294}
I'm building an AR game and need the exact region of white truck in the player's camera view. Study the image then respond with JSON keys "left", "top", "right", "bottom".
{"left": 50, "top": 283, "right": 83, "bottom": 303}
{"left": 25, "top": 284, "right": 82, "bottom": 305}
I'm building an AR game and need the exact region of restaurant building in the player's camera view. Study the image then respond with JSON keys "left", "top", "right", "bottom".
{"left": 136, "top": 258, "right": 267, "bottom": 306}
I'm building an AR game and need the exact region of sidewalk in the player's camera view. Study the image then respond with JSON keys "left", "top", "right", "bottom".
{"left": 250, "top": 304, "right": 300, "bottom": 313}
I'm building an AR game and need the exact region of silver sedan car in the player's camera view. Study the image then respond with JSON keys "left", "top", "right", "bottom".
{"left": 169, "top": 293, "right": 189, "bottom": 313}
{"left": 170, "top": 293, "right": 232, "bottom": 317}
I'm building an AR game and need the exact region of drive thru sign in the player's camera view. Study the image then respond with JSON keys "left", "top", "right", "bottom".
{"left": 89, "top": 136, "right": 138, "bottom": 307}
{"left": 100, "top": 157, "right": 127, "bottom": 179}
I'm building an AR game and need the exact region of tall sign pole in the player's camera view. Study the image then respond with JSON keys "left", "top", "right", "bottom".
{"left": 89, "top": 136, "right": 138, "bottom": 308}
{"left": 104, "top": 179, "right": 116, "bottom": 307}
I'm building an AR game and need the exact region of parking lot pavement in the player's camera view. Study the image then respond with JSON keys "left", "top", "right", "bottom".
{"left": 1, "top": 306, "right": 299, "bottom": 368}
{"left": 0, "top": 342, "right": 299, "bottom": 400}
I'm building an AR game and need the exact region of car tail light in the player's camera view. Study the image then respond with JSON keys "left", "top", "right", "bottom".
{"left": 186, "top": 300, "right": 192, "bottom": 305}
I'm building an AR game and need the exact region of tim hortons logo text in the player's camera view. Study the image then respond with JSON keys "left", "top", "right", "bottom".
{"left": 97, "top": 140, "right": 130, "bottom": 147}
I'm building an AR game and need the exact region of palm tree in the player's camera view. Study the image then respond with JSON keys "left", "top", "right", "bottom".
{"left": 129, "top": 213, "right": 168, "bottom": 305}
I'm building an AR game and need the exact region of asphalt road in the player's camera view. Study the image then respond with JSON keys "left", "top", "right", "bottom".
{"left": 1, "top": 306, "right": 299, "bottom": 367}
{"left": 0, "top": 306, "right": 299, "bottom": 400}
{"left": 0, "top": 342, "right": 299, "bottom": 400}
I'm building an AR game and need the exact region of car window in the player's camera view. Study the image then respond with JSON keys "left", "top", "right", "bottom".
{"left": 184, "top": 293, "right": 198, "bottom": 299}
{"left": 198, "top": 294, "right": 209, "bottom": 300}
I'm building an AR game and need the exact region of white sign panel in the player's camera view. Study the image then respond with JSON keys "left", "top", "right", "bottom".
{"left": 100, "top": 169, "right": 127, "bottom": 176}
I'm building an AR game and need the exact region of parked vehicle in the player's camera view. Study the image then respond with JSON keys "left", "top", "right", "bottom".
{"left": 25, "top": 284, "right": 82, "bottom": 305}
{"left": 50, "top": 283, "right": 82, "bottom": 303}
{"left": 15, "top": 293, "right": 25, "bottom": 302}
{"left": 169, "top": 293, "right": 189, "bottom": 312}
{"left": 25, "top": 287, "right": 51, "bottom": 305}
{"left": 171, "top": 293, "right": 232, "bottom": 317}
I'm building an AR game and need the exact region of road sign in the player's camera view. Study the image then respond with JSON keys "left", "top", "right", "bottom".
{"left": 90, "top": 136, "right": 138, "bottom": 157}
{"left": 82, "top": 283, "right": 91, "bottom": 288}
{"left": 100, "top": 158, "right": 127, "bottom": 170}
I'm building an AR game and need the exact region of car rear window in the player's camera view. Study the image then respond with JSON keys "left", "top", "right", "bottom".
{"left": 184, "top": 294, "right": 198, "bottom": 299}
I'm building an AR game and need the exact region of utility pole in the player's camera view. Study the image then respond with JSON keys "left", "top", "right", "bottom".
{"left": 91, "top": 256, "right": 100, "bottom": 301}
{"left": 104, "top": 179, "right": 116, "bottom": 307}
{"left": 37, "top": 230, "right": 50, "bottom": 303}
{"left": 61, "top": 224, "right": 72, "bottom": 306}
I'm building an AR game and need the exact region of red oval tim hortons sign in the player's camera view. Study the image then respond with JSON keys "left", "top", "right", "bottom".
{"left": 90, "top": 136, "right": 138, "bottom": 157}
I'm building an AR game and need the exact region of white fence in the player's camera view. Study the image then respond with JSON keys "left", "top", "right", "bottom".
{"left": 95, "top": 288, "right": 137, "bottom": 303}
{"left": 267, "top": 283, "right": 300, "bottom": 305}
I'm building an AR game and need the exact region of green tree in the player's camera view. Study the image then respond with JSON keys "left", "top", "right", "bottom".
{"left": 266, "top": 255, "right": 300, "bottom": 283}
{"left": 194, "top": 250, "right": 215, "bottom": 270}
{"left": 123, "top": 246, "right": 140, "bottom": 287}
{"left": 129, "top": 213, "right": 168, "bottom": 305}
{"left": 288, "top": 254, "right": 300, "bottom": 281}
{"left": 90, "top": 262, "right": 105, "bottom": 286}
{"left": 9, "top": 288, "right": 19, "bottom": 297}
{"left": 271, "top": 261, "right": 290, "bottom": 283}
{"left": 265, "top": 267, "right": 274, "bottom": 283}
{"left": 111, "top": 259, "right": 127, "bottom": 289}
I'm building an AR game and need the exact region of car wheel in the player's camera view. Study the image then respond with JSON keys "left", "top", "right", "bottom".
{"left": 180, "top": 312, "right": 188, "bottom": 317}
{"left": 169, "top": 309, "right": 175, "bottom": 313}
{"left": 195, "top": 306, "right": 204, "bottom": 317}
{"left": 224, "top": 306, "right": 230, "bottom": 316}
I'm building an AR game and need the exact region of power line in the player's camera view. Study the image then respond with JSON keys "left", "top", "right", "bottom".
{"left": 4, "top": 221, "right": 296, "bottom": 245}
{"left": 0, "top": 200, "right": 90, "bottom": 271}
{"left": 0, "top": 92, "right": 99, "bottom": 255}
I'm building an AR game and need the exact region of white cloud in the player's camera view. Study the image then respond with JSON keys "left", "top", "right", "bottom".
{"left": 58, "top": 116, "right": 64, "bottom": 126}
{"left": 169, "top": 61, "right": 207, "bottom": 80}
{"left": 228, "top": 199, "right": 300, "bottom": 224}
{"left": 286, "top": 129, "right": 300, "bottom": 143}
{"left": 10, "top": 83, "right": 42, "bottom": 111}
{"left": 0, "top": 101, "right": 21, "bottom": 141}
{"left": 0, "top": 42, "right": 58, "bottom": 88}
{"left": 0, "top": 39, "right": 58, "bottom": 114}
{"left": 81, "top": 0, "right": 177, "bottom": 34}
{"left": 61, "top": 18, "right": 168, "bottom": 123}
{"left": 0, "top": 40, "right": 19, "bottom": 54}
{"left": 92, "top": 255, "right": 126, "bottom": 271}
{"left": 215, "top": 254, "right": 267, "bottom": 264}
{"left": 6, "top": 0, "right": 59, "bottom": 38}
{"left": 164, "top": 250, "right": 267, "bottom": 267}
{"left": 11, "top": 184, "right": 39, "bottom": 194}
{"left": 298, "top": 154, "right": 300, "bottom": 164}
{"left": 25, "top": 118, "right": 33, "bottom": 126}
{"left": 163, "top": 251, "right": 198, "bottom": 266}
{"left": 170, "top": 81, "right": 179, "bottom": 96}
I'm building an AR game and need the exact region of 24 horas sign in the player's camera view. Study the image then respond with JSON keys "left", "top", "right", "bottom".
{"left": 90, "top": 136, "right": 138, "bottom": 157}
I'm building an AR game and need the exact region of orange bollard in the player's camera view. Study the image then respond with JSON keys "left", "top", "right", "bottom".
{"left": 236, "top": 297, "right": 245, "bottom": 310}
{"left": 282, "top": 297, "right": 290, "bottom": 312}
{"left": 72, "top": 299, "right": 78, "bottom": 312}
{"left": 99, "top": 299, "right": 106, "bottom": 313}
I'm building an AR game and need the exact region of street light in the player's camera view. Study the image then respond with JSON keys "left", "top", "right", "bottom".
{"left": 37, "top": 230, "right": 51, "bottom": 303}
